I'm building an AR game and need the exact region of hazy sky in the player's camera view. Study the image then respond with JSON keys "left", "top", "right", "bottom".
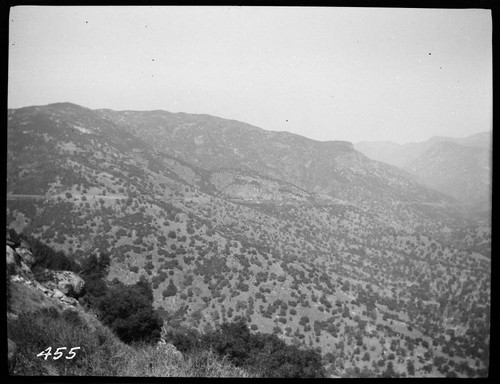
{"left": 8, "top": 6, "right": 492, "bottom": 144}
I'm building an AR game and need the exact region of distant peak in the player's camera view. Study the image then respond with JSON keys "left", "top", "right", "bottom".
{"left": 47, "top": 102, "right": 89, "bottom": 110}
{"left": 319, "top": 140, "right": 354, "bottom": 149}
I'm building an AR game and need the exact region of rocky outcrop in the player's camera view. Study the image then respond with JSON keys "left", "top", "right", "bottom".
{"left": 6, "top": 245, "right": 18, "bottom": 274}
{"left": 15, "top": 246, "right": 35, "bottom": 268}
{"left": 6, "top": 239, "right": 84, "bottom": 308}
{"left": 6, "top": 245, "right": 33, "bottom": 278}
{"left": 9, "top": 274, "right": 80, "bottom": 306}
{"left": 34, "top": 269, "right": 85, "bottom": 298}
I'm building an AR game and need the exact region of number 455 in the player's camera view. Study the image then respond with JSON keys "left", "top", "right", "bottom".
{"left": 37, "top": 347, "right": 81, "bottom": 360}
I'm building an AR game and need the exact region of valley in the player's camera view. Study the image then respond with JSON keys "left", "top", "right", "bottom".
{"left": 6, "top": 103, "right": 491, "bottom": 377}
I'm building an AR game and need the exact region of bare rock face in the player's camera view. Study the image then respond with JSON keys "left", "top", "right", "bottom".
{"left": 16, "top": 247, "right": 36, "bottom": 268}
{"left": 52, "top": 288, "right": 65, "bottom": 299}
{"left": 5, "top": 244, "right": 85, "bottom": 306}
{"left": 6, "top": 245, "right": 33, "bottom": 278}
{"left": 6, "top": 242, "right": 83, "bottom": 310}
{"left": 6, "top": 245, "right": 19, "bottom": 274}
{"left": 60, "top": 295, "right": 78, "bottom": 306}
{"left": 56, "top": 271, "right": 85, "bottom": 297}
{"left": 36, "top": 269, "right": 85, "bottom": 298}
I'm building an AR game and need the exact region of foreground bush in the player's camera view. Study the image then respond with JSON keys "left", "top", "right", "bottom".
{"left": 7, "top": 307, "right": 251, "bottom": 377}
{"left": 166, "top": 318, "right": 326, "bottom": 378}
{"left": 79, "top": 253, "right": 162, "bottom": 345}
{"left": 96, "top": 277, "right": 162, "bottom": 344}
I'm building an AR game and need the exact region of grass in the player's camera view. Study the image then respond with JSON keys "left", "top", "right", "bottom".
{"left": 119, "top": 345, "right": 252, "bottom": 377}
{"left": 7, "top": 280, "right": 65, "bottom": 315}
{"left": 7, "top": 289, "right": 254, "bottom": 377}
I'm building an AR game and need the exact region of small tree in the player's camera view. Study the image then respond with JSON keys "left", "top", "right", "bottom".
{"left": 97, "top": 280, "right": 162, "bottom": 344}
{"left": 407, "top": 359, "right": 416, "bottom": 376}
{"left": 384, "top": 361, "right": 397, "bottom": 378}
{"left": 163, "top": 279, "right": 177, "bottom": 297}
{"left": 80, "top": 253, "right": 110, "bottom": 279}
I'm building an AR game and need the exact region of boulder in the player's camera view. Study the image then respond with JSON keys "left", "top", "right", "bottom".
{"left": 10, "top": 275, "right": 23, "bottom": 283}
{"left": 6, "top": 245, "right": 33, "bottom": 278}
{"left": 16, "top": 247, "right": 35, "bottom": 268}
{"left": 52, "top": 289, "right": 65, "bottom": 299}
{"left": 55, "top": 271, "right": 85, "bottom": 297}
{"left": 32, "top": 280, "right": 51, "bottom": 294}
{"left": 6, "top": 246, "right": 19, "bottom": 275}
{"left": 36, "top": 269, "right": 85, "bottom": 298}
{"left": 8, "top": 339, "right": 17, "bottom": 373}
{"left": 59, "top": 295, "right": 78, "bottom": 306}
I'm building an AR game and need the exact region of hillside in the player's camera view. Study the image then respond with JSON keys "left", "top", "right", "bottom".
{"left": 354, "top": 140, "right": 427, "bottom": 169}
{"left": 355, "top": 131, "right": 491, "bottom": 168}
{"left": 6, "top": 235, "right": 253, "bottom": 377}
{"left": 355, "top": 132, "right": 492, "bottom": 221}
{"left": 6, "top": 103, "right": 491, "bottom": 377}
{"left": 95, "top": 108, "right": 457, "bottom": 206}
{"left": 403, "top": 141, "right": 491, "bottom": 221}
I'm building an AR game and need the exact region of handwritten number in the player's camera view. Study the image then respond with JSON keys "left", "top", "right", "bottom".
{"left": 66, "top": 347, "right": 81, "bottom": 360}
{"left": 37, "top": 346, "right": 80, "bottom": 360}
{"left": 53, "top": 347, "right": 67, "bottom": 360}
{"left": 37, "top": 347, "right": 52, "bottom": 360}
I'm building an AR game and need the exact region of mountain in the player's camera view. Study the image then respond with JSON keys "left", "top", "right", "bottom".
{"left": 94, "top": 109, "right": 447, "bottom": 203}
{"left": 355, "top": 132, "right": 492, "bottom": 221}
{"left": 428, "top": 131, "right": 491, "bottom": 149}
{"left": 95, "top": 108, "right": 479, "bottom": 235}
{"left": 355, "top": 132, "right": 491, "bottom": 168}
{"left": 354, "top": 140, "right": 426, "bottom": 169}
{"left": 403, "top": 141, "right": 491, "bottom": 220}
{"left": 6, "top": 103, "right": 490, "bottom": 377}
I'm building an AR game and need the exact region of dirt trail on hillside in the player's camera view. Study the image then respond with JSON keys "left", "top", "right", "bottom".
{"left": 7, "top": 194, "right": 128, "bottom": 200}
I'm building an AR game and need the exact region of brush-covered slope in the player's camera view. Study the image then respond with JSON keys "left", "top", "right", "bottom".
{"left": 355, "top": 132, "right": 492, "bottom": 222}
{"left": 95, "top": 108, "right": 480, "bottom": 240}
{"left": 95, "top": 108, "right": 455, "bottom": 204}
{"left": 7, "top": 103, "right": 490, "bottom": 377}
{"left": 403, "top": 141, "right": 491, "bottom": 221}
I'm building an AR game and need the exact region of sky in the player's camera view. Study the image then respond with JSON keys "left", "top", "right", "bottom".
{"left": 8, "top": 6, "right": 492, "bottom": 144}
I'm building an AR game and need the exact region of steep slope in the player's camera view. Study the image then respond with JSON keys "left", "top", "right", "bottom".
{"left": 403, "top": 141, "right": 491, "bottom": 221}
{"left": 94, "top": 109, "right": 441, "bottom": 202}
{"left": 7, "top": 103, "right": 490, "bottom": 377}
{"left": 354, "top": 132, "right": 492, "bottom": 221}
{"left": 6, "top": 257, "right": 249, "bottom": 377}
{"left": 94, "top": 108, "right": 472, "bottom": 238}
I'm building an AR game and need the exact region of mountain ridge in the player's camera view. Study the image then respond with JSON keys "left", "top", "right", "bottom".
{"left": 6, "top": 102, "right": 491, "bottom": 377}
{"left": 354, "top": 131, "right": 491, "bottom": 218}
{"left": 355, "top": 131, "right": 491, "bottom": 167}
